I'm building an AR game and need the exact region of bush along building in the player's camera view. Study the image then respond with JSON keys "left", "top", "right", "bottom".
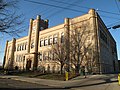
{"left": 3, "top": 9, "right": 119, "bottom": 74}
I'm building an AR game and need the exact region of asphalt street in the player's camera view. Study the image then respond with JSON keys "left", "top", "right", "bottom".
{"left": 0, "top": 78, "right": 68, "bottom": 90}
{"left": 0, "top": 74, "right": 120, "bottom": 90}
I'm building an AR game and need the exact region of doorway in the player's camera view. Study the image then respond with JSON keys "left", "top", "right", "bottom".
{"left": 26, "top": 60, "right": 32, "bottom": 70}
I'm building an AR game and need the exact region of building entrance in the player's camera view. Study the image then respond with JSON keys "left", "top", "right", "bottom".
{"left": 26, "top": 59, "right": 32, "bottom": 70}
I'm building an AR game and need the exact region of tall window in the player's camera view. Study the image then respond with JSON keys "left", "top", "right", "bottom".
{"left": 44, "top": 38, "right": 48, "bottom": 46}
{"left": 24, "top": 42, "right": 27, "bottom": 50}
{"left": 22, "top": 44, "right": 24, "bottom": 50}
{"left": 38, "top": 52, "right": 42, "bottom": 61}
{"left": 61, "top": 32, "right": 64, "bottom": 43}
{"left": 40, "top": 39, "right": 44, "bottom": 47}
{"left": 20, "top": 44, "right": 22, "bottom": 51}
{"left": 48, "top": 36, "right": 53, "bottom": 45}
{"left": 53, "top": 34, "right": 58, "bottom": 44}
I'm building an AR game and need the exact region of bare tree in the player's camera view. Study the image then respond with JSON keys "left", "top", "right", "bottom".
{"left": 70, "top": 21, "right": 92, "bottom": 74}
{"left": 50, "top": 42, "right": 67, "bottom": 74}
{"left": 0, "top": 0, "right": 24, "bottom": 37}
{"left": 49, "top": 21, "right": 93, "bottom": 74}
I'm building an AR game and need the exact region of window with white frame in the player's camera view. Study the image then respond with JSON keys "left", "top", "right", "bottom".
{"left": 48, "top": 36, "right": 53, "bottom": 45}
{"left": 40, "top": 39, "right": 44, "bottom": 47}
{"left": 20, "top": 44, "right": 22, "bottom": 51}
{"left": 44, "top": 38, "right": 48, "bottom": 46}
{"left": 53, "top": 34, "right": 58, "bottom": 44}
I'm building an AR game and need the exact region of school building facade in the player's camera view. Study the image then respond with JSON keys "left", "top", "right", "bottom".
{"left": 3, "top": 9, "right": 119, "bottom": 74}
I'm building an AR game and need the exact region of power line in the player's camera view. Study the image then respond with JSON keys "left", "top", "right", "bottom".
{"left": 41, "top": 0, "right": 70, "bottom": 16}
{"left": 97, "top": 9, "right": 120, "bottom": 15}
{"left": 107, "top": 20, "right": 120, "bottom": 27}
{"left": 24, "top": 0, "right": 87, "bottom": 14}
{"left": 112, "top": 24, "right": 120, "bottom": 29}
{"left": 50, "top": 0, "right": 120, "bottom": 16}
{"left": 115, "top": 0, "right": 120, "bottom": 13}
{"left": 24, "top": 0, "right": 120, "bottom": 20}
{"left": 42, "top": 0, "right": 70, "bottom": 17}
{"left": 44, "top": 0, "right": 83, "bottom": 19}
{"left": 99, "top": 15, "right": 120, "bottom": 20}
{"left": 24, "top": 0, "right": 120, "bottom": 27}
{"left": 50, "top": 0, "right": 90, "bottom": 9}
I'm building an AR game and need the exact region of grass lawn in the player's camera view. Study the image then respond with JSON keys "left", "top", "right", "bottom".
{"left": 11, "top": 71, "right": 65, "bottom": 80}
{"left": 36, "top": 73, "right": 65, "bottom": 81}
{"left": 9, "top": 71, "right": 78, "bottom": 81}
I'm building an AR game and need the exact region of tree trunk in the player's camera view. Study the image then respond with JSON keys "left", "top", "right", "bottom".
{"left": 75, "top": 64, "right": 80, "bottom": 75}
{"left": 60, "top": 63, "right": 64, "bottom": 74}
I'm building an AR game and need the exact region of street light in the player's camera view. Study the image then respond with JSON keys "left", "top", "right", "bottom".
{"left": 112, "top": 25, "right": 120, "bottom": 29}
